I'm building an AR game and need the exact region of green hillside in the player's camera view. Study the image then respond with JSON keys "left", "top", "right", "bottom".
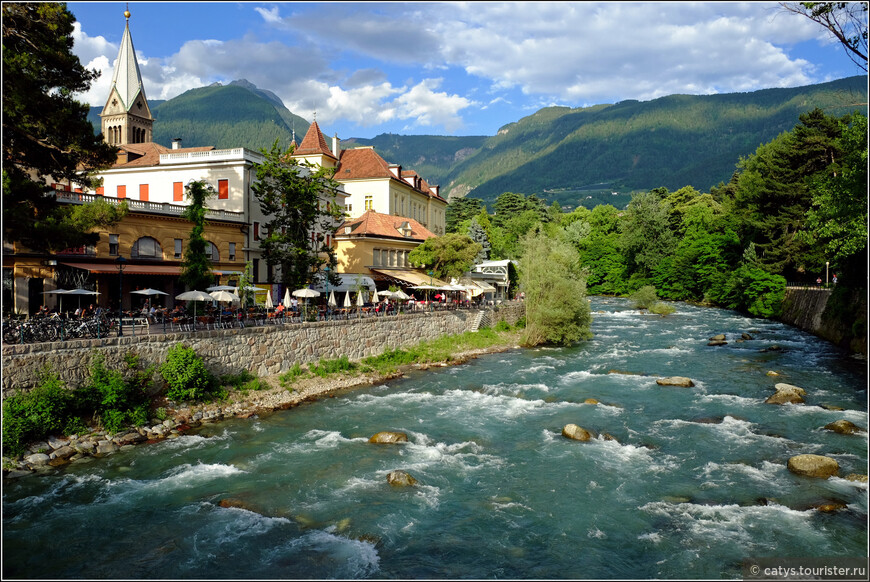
{"left": 446, "top": 76, "right": 868, "bottom": 207}
{"left": 88, "top": 83, "right": 309, "bottom": 152}
{"left": 343, "top": 133, "right": 488, "bottom": 186}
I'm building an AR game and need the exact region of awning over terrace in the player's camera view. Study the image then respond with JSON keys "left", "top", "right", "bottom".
{"left": 370, "top": 269, "right": 448, "bottom": 288}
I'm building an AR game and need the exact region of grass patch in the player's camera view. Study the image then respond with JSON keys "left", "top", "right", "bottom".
{"left": 310, "top": 356, "right": 357, "bottom": 377}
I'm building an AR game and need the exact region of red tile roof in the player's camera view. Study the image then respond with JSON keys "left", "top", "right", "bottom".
{"left": 295, "top": 121, "right": 336, "bottom": 159}
{"left": 337, "top": 210, "right": 436, "bottom": 242}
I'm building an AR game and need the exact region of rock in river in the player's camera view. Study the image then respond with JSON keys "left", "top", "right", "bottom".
{"left": 824, "top": 420, "right": 865, "bottom": 435}
{"left": 562, "top": 424, "right": 595, "bottom": 441}
{"left": 787, "top": 454, "right": 839, "bottom": 479}
{"left": 765, "top": 383, "right": 806, "bottom": 405}
{"left": 368, "top": 431, "right": 408, "bottom": 444}
{"left": 386, "top": 470, "right": 417, "bottom": 487}
{"left": 656, "top": 377, "right": 695, "bottom": 387}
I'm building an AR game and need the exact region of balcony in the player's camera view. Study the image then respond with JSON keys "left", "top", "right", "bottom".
{"left": 54, "top": 190, "right": 245, "bottom": 222}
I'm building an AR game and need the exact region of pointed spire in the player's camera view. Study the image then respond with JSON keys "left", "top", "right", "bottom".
{"left": 110, "top": 9, "right": 147, "bottom": 111}
{"left": 295, "top": 120, "right": 336, "bottom": 159}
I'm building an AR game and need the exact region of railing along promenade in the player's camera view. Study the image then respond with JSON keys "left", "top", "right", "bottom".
{"left": 54, "top": 190, "right": 246, "bottom": 222}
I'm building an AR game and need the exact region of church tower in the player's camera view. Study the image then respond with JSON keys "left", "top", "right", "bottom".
{"left": 100, "top": 8, "right": 153, "bottom": 146}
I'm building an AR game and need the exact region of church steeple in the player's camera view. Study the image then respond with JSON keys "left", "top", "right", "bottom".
{"left": 100, "top": 8, "right": 153, "bottom": 146}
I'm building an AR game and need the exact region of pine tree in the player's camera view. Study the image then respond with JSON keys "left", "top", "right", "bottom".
{"left": 467, "top": 216, "right": 491, "bottom": 263}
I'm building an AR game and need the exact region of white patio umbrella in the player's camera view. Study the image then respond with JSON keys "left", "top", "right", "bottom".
{"left": 292, "top": 288, "right": 319, "bottom": 319}
{"left": 206, "top": 285, "right": 237, "bottom": 292}
{"left": 175, "top": 290, "right": 213, "bottom": 320}
{"left": 372, "top": 289, "right": 380, "bottom": 303}
{"left": 356, "top": 290, "right": 365, "bottom": 318}
{"left": 43, "top": 289, "right": 70, "bottom": 312}
{"left": 265, "top": 290, "right": 274, "bottom": 309}
{"left": 283, "top": 288, "right": 292, "bottom": 309}
{"left": 343, "top": 291, "right": 352, "bottom": 308}
{"left": 65, "top": 288, "right": 100, "bottom": 311}
{"left": 131, "top": 288, "right": 168, "bottom": 297}
{"left": 328, "top": 290, "right": 337, "bottom": 307}
{"left": 209, "top": 290, "right": 239, "bottom": 303}
{"left": 209, "top": 290, "right": 239, "bottom": 326}
{"left": 394, "top": 289, "right": 410, "bottom": 300}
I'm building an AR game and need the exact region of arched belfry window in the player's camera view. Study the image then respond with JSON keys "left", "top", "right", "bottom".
{"left": 131, "top": 236, "right": 163, "bottom": 259}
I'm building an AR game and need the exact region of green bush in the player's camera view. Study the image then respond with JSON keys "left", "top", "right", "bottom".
{"left": 2, "top": 370, "right": 73, "bottom": 456}
{"left": 76, "top": 354, "right": 151, "bottom": 433}
{"left": 159, "top": 344, "right": 216, "bottom": 402}
{"left": 279, "top": 363, "right": 306, "bottom": 388}
{"left": 649, "top": 301, "right": 676, "bottom": 316}
{"left": 629, "top": 285, "right": 659, "bottom": 309}
{"left": 310, "top": 355, "right": 356, "bottom": 377}
{"left": 494, "top": 320, "right": 511, "bottom": 332}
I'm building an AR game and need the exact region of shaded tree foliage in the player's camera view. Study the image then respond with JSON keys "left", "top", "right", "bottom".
{"left": 180, "top": 180, "right": 216, "bottom": 291}
{"left": 408, "top": 233, "right": 482, "bottom": 281}
{"left": 2, "top": 2, "right": 120, "bottom": 252}
{"left": 252, "top": 141, "right": 344, "bottom": 291}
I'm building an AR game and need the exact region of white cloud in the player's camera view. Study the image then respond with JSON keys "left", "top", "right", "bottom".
{"left": 254, "top": 6, "right": 282, "bottom": 24}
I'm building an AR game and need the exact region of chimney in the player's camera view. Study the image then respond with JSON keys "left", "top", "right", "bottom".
{"left": 172, "top": 138, "right": 182, "bottom": 150}
{"left": 332, "top": 134, "right": 340, "bottom": 158}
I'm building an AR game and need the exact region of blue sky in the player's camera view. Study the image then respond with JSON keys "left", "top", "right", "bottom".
{"left": 67, "top": 1, "right": 867, "bottom": 140}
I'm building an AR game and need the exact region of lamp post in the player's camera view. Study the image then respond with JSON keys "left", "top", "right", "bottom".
{"left": 324, "top": 265, "right": 330, "bottom": 320}
{"left": 826, "top": 261, "right": 829, "bottom": 287}
{"left": 116, "top": 256, "right": 126, "bottom": 336}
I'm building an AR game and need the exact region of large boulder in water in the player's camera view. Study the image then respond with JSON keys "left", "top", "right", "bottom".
{"left": 656, "top": 377, "right": 695, "bottom": 387}
{"left": 787, "top": 454, "right": 839, "bottom": 479}
{"left": 765, "top": 383, "right": 806, "bottom": 405}
{"left": 824, "top": 420, "right": 865, "bottom": 435}
{"left": 386, "top": 470, "right": 417, "bottom": 487}
{"left": 562, "top": 424, "right": 595, "bottom": 441}
{"left": 368, "top": 431, "right": 408, "bottom": 444}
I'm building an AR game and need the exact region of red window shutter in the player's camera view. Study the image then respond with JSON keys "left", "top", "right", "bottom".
{"left": 74, "top": 187, "right": 83, "bottom": 193}
{"left": 96, "top": 187, "right": 104, "bottom": 196}
{"left": 173, "top": 181, "right": 183, "bottom": 202}
{"left": 253, "top": 222, "right": 259, "bottom": 240}
{"left": 139, "top": 184, "right": 149, "bottom": 201}
{"left": 117, "top": 185, "right": 126, "bottom": 199}
{"left": 218, "top": 179, "right": 229, "bottom": 200}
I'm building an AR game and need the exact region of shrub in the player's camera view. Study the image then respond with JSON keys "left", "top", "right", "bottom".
{"left": 494, "top": 320, "right": 511, "bottom": 332}
{"left": 76, "top": 354, "right": 151, "bottom": 433}
{"left": 279, "top": 363, "right": 306, "bottom": 389}
{"left": 629, "top": 285, "right": 659, "bottom": 309}
{"left": 2, "top": 370, "right": 73, "bottom": 456}
{"left": 649, "top": 301, "right": 676, "bottom": 316}
{"left": 159, "top": 344, "right": 216, "bottom": 402}
{"left": 310, "top": 355, "right": 356, "bottom": 377}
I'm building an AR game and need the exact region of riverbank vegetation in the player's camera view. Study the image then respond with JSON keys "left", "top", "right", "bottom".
{"left": 2, "top": 320, "right": 525, "bottom": 459}
{"left": 448, "top": 108, "right": 866, "bottom": 332}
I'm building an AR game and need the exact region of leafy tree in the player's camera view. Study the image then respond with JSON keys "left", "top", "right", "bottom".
{"left": 466, "top": 216, "right": 491, "bottom": 263}
{"left": 252, "top": 140, "right": 344, "bottom": 290}
{"left": 619, "top": 189, "right": 676, "bottom": 284}
{"left": 180, "top": 180, "right": 216, "bottom": 291}
{"left": 236, "top": 261, "right": 255, "bottom": 306}
{"left": 518, "top": 229, "right": 592, "bottom": 346}
{"left": 800, "top": 112, "right": 867, "bottom": 282}
{"left": 408, "top": 233, "right": 482, "bottom": 280}
{"left": 780, "top": 2, "right": 868, "bottom": 71}
{"left": 492, "top": 192, "right": 529, "bottom": 227}
{"left": 2, "top": 2, "right": 120, "bottom": 252}
{"left": 446, "top": 196, "right": 485, "bottom": 233}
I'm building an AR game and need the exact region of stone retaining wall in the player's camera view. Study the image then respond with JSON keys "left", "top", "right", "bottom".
{"left": 778, "top": 288, "right": 866, "bottom": 355}
{"left": 2, "top": 303, "right": 526, "bottom": 396}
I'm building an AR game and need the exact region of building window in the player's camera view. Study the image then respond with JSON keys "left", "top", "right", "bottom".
{"left": 365, "top": 195, "right": 373, "bottom": 210}
{"left": 253, "top": 222, "right": 259, "bottom": 240}
{"left": 253, "top": 258, "right": 259, "bottom": 283}
{"left": 372, "top": 249, "right": 380, "bottom": 266}
{"left": 117, "top": 185, "right": 126, "bottom": 199}
{"left": 346, "top": 203, "right": 352, "bottom": 214}
{"left": 229, "top": 243, "right": 236, "bottom": 261}
{"left": 109, "top": 234, "right": 119, "bottom": 256}
{"left": 173, "top": 181, "right": 183, "bottom": 202}
{"left": 139, "top": 184, "right": 149, "bottom": 201}
{"left": 207, "top": 242, "right": 219, "bottom": 262}
{"left": 131, "top": 236, "right": 162, "bottom": 259}
{"left": 218, "top": 179, "right": 229, "bottom": 200}
{"left": 174, "top": 239, "right": 182, "bottom": 259}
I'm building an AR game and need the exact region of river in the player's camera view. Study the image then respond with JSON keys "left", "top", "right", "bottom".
{"left": 2, "top": 297, "right": 867, "bottom": 579}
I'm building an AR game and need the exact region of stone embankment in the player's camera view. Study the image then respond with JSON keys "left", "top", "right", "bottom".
{"left": 2, "top": 303, "right": 526, "bottom": 396}
{"left": 779, "top": 287, "right": 866, "bottom": 355}
{"left": 3, "top": 336, "right": 523, "bottom": 477}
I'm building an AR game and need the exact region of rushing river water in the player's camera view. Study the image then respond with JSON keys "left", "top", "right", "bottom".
{"left": 3, "top": 297, "right": 867, "bottom": 579}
